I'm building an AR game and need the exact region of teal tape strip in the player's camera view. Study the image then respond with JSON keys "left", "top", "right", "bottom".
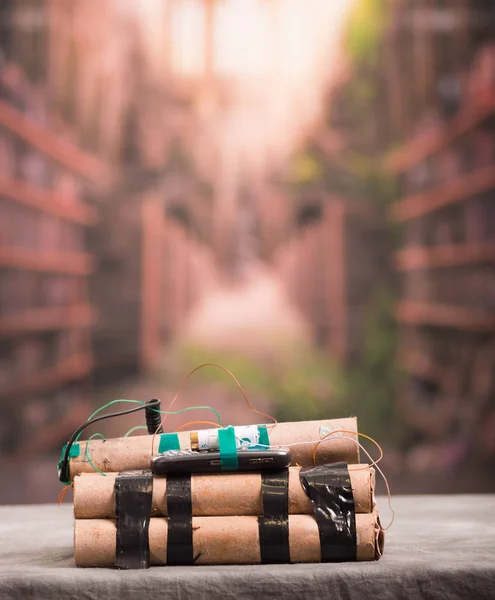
{"left": 58, "top": 443, "right": 80, "bottom": 463}
{"left": 218, "top": 426, "right": 238, "bottom": 470}
{"left": 258, "top": 425, "right": 270, "bottom": 448}
{"left": 69, "top": 443, "right": 81, "bottom": 458}
{"left": 158, "top": 433, "right": 180, "bottom": 453}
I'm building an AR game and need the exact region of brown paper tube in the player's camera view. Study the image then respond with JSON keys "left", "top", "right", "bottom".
{"left": 69, "top": 417, "right": 359, "bottom": 478}
{"left": 73, "top": 464, "right": 375, "bottom": 519}
{"left": 74, "top": 511, "right": 384, "bottom": 567}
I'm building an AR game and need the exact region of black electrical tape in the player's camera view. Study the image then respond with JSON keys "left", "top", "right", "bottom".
{"left": 166, "top": 473, "right": 193, "bottom": 565}
{"left": 145, "top": 398, "right": 163, "bottom": 435}
{"left": 257, "top": 470, "right": 290, "bottom": 563}
{"left": 299, "top": 462, "right": 357, "bottom": 562}
{"left": 115, "top": 471, "right": 153, "bottom": 570}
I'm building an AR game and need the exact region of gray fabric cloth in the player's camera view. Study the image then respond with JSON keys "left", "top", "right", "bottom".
{"left": 0, "top": 495, "right": 494, "bottom": 600}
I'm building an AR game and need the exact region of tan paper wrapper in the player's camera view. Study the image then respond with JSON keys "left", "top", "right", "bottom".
{"left": 73, "top": 464, "right": 375, "bottom": 519}
{"left": 74, "top": 511, "right": 384, "bottom": 567}
{"left": 69, "top": 417, "right": 359, "bottom": 478}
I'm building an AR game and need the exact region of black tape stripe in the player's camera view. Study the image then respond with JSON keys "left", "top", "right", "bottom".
{"left": 166, "top": 473, "right": 193, "bottom": 565}
{"left": 299, "top": 462, "right": 357, "bottom": 562}
{"left": 115, "top": 470, "right": 153, "bottom": 570}
{"left": 257, "top": 470, "right": 290, "bottom": 564}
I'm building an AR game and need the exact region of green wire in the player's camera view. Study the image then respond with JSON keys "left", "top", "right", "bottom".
{"left": 75, "top": 400, "right": 143, "bottom": 442}
{"left": 124, "top": 425, "right": 148, "bottom": 437}
{"left": 85, "top": 433, "right": 107, "bottom": 477}
{"left": 154, "top": 404, "right": 222, "bottom": 422}
{"left": 74, "top": 400, "right": 222, "bottom": 442}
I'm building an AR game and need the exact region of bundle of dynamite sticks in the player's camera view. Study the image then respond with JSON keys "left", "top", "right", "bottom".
{"left": 70, "top": 417, "right": 384, "bottom": 568}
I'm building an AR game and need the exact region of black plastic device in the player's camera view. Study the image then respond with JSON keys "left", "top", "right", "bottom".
{"left": 151, "top": 448, "right": 292, "bottom": 474}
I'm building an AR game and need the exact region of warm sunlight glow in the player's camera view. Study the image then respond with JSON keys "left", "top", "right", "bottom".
{"left": 115, "top": 0, "right": 356, "bottom": 178}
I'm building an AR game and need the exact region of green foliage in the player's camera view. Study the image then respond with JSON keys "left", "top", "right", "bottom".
{"left": 174, "top": 298, "right": 408, "bottom": 447}
{"left": 158, "top": 257, "right": 415, "bottom": 452}
{"left": 290, "top": 151, "right": 324, "bottom": 186}
{"left": 364, "top": 165, "right": 399, "bottom": 208}
{"left": 175, "top": 341, "right": 344, "bottom": 425}
{"left": 329, "top": 288, "right": 409, "bottom": 447}
{"left": 147, "top": 288, "right": 406, "bottom": 453}
{"left": 344, "top": 0, "right": 387, "bottom": 66}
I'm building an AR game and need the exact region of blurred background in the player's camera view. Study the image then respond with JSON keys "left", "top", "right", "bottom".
{"left": 0, "top": 0, "right": 494, "bottom": 504}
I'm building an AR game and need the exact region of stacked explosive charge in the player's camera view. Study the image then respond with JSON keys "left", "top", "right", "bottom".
{"left": 70, "top": 417, "right": 384, "bottom": 568}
